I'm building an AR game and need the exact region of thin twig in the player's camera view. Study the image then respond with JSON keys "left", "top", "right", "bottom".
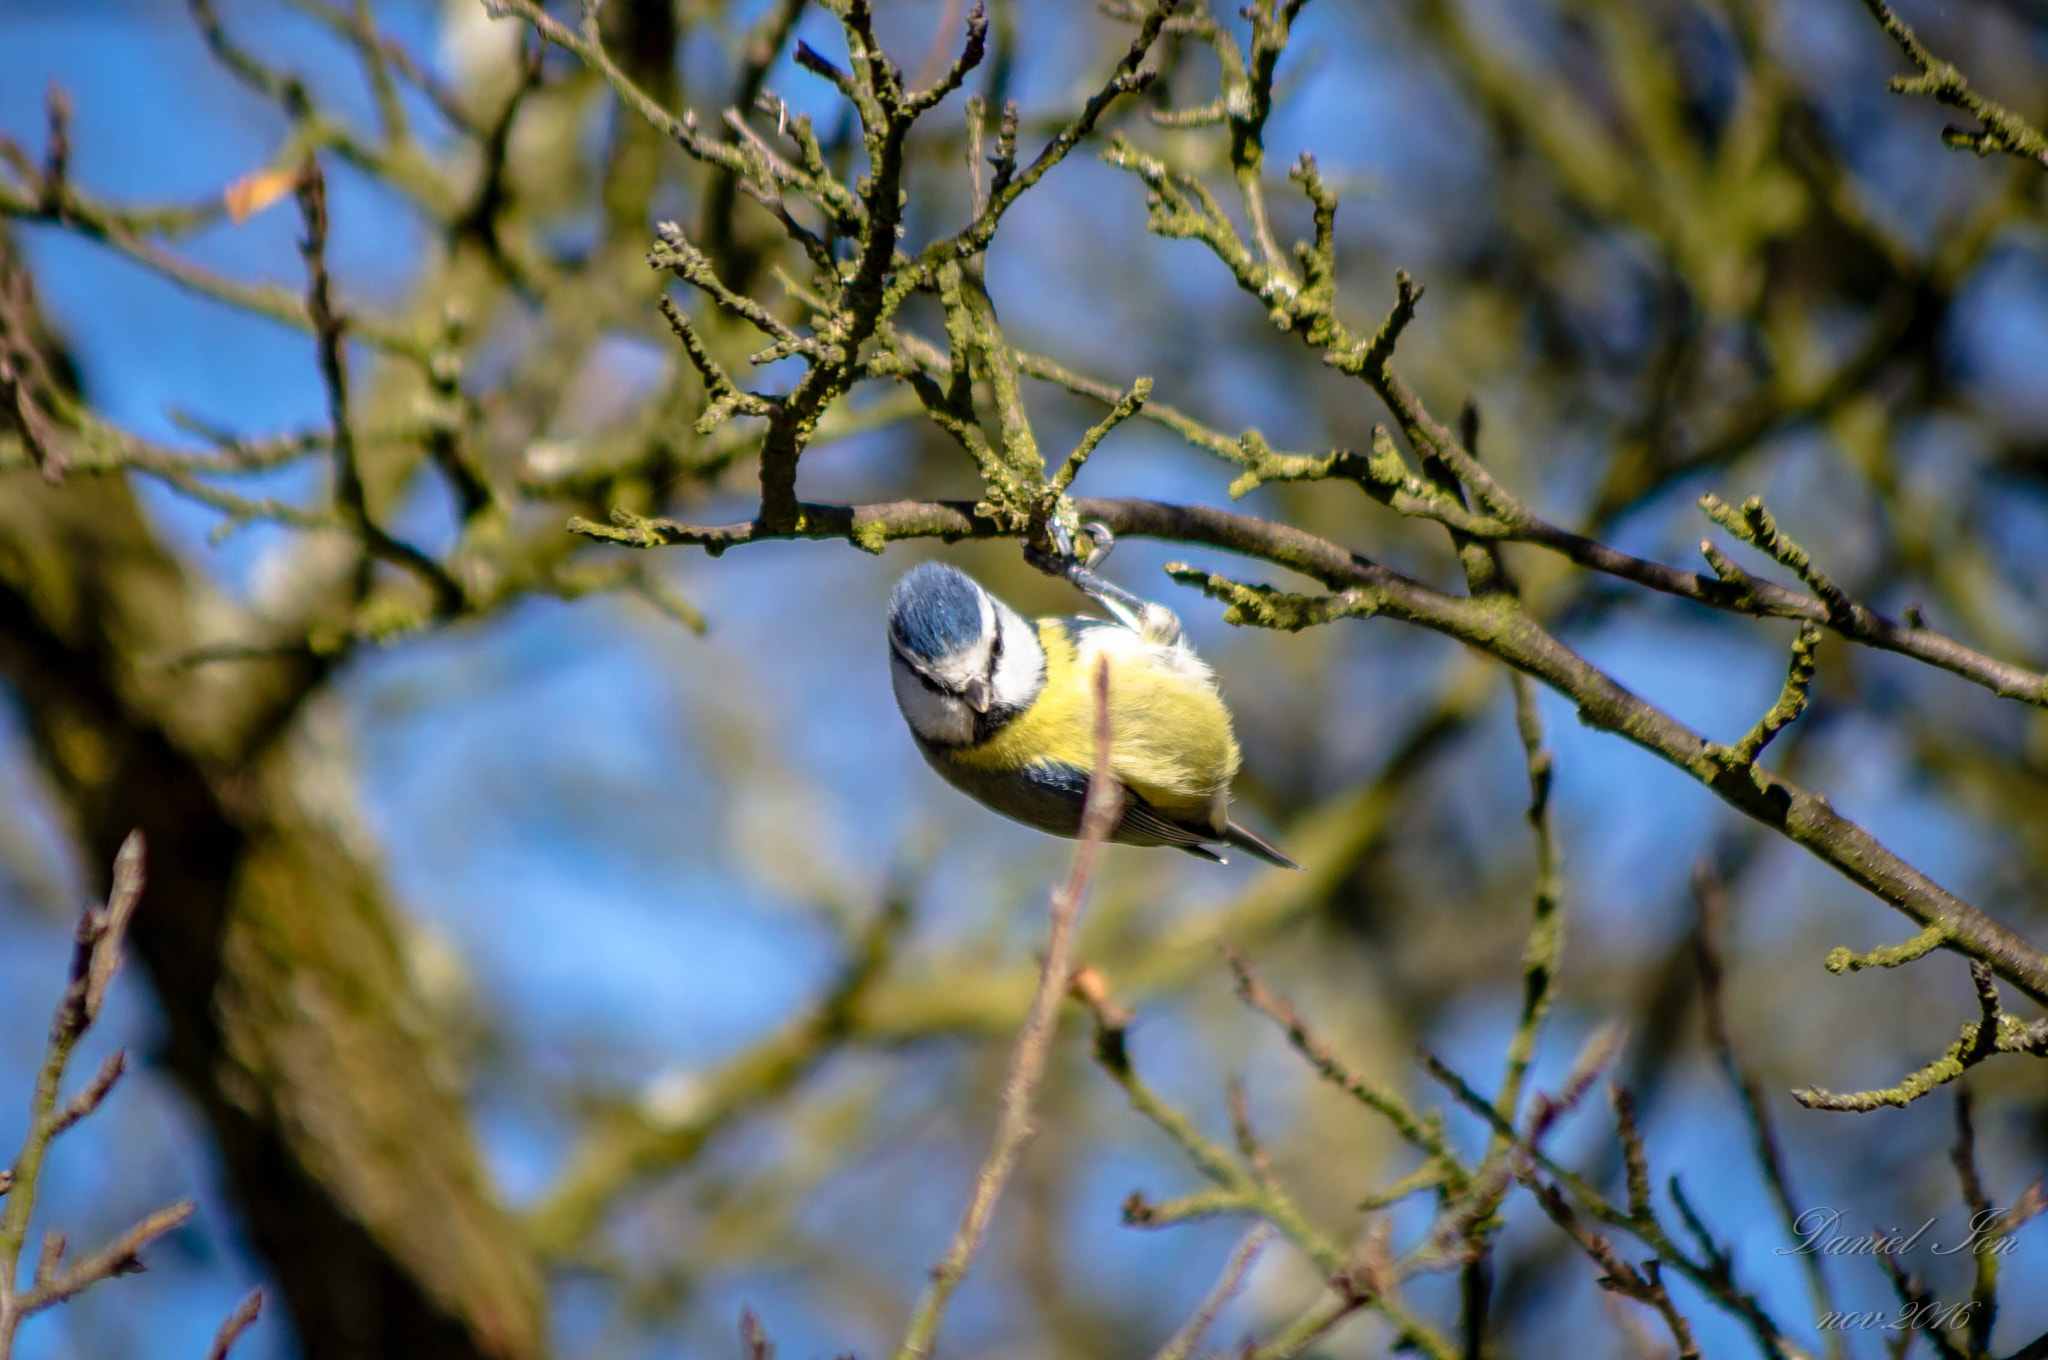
{"left": 1853, "top": 0, "right": 2048, "bottom": 165}
{"left": 1950, "top": 1086, "right": 1999, "bottom": 1355}
{"left": 1494, "top": 672, "right": 1560, "bottom": 1127}
{"left": 204, "top": 1291, "right": 264, "bottom": 1360}
{"left": 1793, "top": 962, "right": 2048, "bottom": 1111}
{"left": 1691, "top": 865, "right": 1841, "bottom": 1350}
{"left": 1149, "top": 1224, "right": 1273, "bottom": 1360}
{"left": 890, "top": 659, "right": 1123, "bottom": 1360}
{"left": 1223, "top": 945, "right": 1453, "bottom": 1170}
{"left": 0, "top": 836, "right": 202, "bottom": 1353}
{"left": 1522, "top": 1177, "right": 1701, "bottom": 1360}
{"left": 293, "top": 159, "right": 463, "bottom": 613}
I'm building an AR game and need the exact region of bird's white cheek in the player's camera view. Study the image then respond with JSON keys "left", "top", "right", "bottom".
{"left": 989, "top": 603, "right": 1046, "bottom": 710}
{"left": 892, "top": 656, "right": 975, "bottom": 746}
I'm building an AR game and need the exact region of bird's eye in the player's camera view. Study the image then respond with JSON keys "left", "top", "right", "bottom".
{"left": 902, "top": 655, "right": 950, "bottom": 696}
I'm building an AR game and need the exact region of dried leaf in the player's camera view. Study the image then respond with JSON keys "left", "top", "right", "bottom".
{"left": 224, "top": 166, "right": 298, "bottom": 224}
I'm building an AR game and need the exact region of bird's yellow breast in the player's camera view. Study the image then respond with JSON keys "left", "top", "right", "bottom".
{"left": 949, "top": 618, "right": 1241, "bottom": 828}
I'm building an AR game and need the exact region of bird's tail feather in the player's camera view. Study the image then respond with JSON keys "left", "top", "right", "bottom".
{"left": 1220, "top": 820, "right": 1300, "bottom": 870}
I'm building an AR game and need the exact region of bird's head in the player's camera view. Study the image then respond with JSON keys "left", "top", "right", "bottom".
{"left": 887, "top": 561, "right": 1044, "bottom": 745}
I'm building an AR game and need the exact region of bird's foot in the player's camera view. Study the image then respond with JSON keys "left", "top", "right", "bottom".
{"left": 1032, "top": 521, "right": 1182, "bottom": 642}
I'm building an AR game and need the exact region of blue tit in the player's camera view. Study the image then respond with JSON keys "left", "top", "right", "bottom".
{"left": 885, "top": 555, "right": 1298, "bottom": 868}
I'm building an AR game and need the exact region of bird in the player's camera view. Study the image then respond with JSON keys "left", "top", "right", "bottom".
{"left": 885, "top": 529, "right": 1298, "bottom": 868}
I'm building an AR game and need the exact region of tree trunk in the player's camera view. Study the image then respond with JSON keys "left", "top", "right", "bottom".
{"left": 0, "top": 236, "right": 544, "bottom": 1360}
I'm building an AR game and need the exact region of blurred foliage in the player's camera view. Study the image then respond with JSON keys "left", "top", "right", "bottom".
{"left": 2, "top": 0, "right": 2048, "bottom": 1358}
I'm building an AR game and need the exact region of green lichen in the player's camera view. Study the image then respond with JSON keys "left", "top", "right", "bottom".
{"left": 1825, "top": 924, "right": 1947, "bottom": 974}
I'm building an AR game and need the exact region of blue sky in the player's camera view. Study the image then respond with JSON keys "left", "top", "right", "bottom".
{"left": 4, "top": 2, "right": 2047, "bottom": 1358}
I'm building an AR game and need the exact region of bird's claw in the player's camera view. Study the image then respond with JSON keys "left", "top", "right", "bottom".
{"left": 1045, "top": 517, "right": 1077, "bottom": 565}
{"left": 1043, "top": 519, "right": 1114, "bottom": 568}
{"left": 1030, "top": 517, "right": 1176, "bottom": 641}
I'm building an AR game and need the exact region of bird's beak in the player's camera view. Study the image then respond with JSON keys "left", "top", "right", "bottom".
{"left": 963, "top": 676, "right": 993, "bottom": 713}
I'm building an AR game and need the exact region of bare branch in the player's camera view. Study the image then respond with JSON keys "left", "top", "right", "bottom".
{"left": 1148, "top": 1224, "right": 1273, "bottom": 1360}
{"left": 293, "top": 160, "right": 464, "bottom": 613}
{"left": 890, "top": 659, "right": 1122, "bottom": 1360}
{"left": 0, "top": 836, "right": 205, "bottom": 1347}
{"left": 204, "top": 1290, "right": 265, "bottom": 1360}
{"left": 1692, "top": 867, "right": 1841, "bottom": 1334}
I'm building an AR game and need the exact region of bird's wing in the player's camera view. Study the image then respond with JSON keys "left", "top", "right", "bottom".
{"left": 1009, "top": 758, "right": 1226, "bottom": 856}
{"left": 1113, "top": 790, "right": 1221, "bottom": 852}
{"left": 937, "top": 757, "right": 1091, "bottom": 839}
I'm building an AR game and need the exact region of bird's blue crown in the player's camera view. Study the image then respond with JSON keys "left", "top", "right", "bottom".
{"left": 889, "top": 561, "right": 988, "bottom": 663}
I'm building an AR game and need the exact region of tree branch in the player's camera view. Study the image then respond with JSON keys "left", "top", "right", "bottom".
{"left": 890, "top": 659, "right": 1121, "bottom": 1360}
{"left": 573, "top": 491, "right": 2048, "bottom": 1006}
{"left": 1854, "top": 0, "right": 2048, "bottom": 165}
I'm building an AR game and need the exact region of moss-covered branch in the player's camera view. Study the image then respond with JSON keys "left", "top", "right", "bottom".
{"left": 1019, "top": 331, "right": 2048, "bottom": 707}
{"left": 1854, "top": 0, "right": 2048, "bottom": 166}
{"left": 570, "top": 489, "right": 2048, "bottom": 1007}
{"left": 1079, "top": 973, "right": 1461, "bottom": 1360}
{"left": 1792, "top": 962, "right": 2048, "bottom": 1112}
{"left": 1173, "top": 557, "right": 2048, "bottom": 1006}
